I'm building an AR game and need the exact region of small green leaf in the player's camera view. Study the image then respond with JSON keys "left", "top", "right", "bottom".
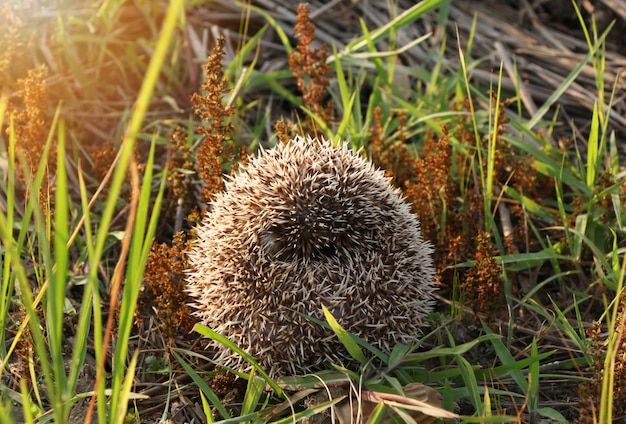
{"left": 388, "top": 343, "right": 410, "bottom": 368}
{"left": 241, "top": 369, "right": 265, "bottom": 417}
{"left": 536, "top": 407, "right": 568, "bottom": 423}
{"left": 322, "top": 304, "right": 368, "bottom": 364}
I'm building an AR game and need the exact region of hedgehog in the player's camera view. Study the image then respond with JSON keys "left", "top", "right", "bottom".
{"left": 186, "top": 134, "right": 436, "bottom": 377}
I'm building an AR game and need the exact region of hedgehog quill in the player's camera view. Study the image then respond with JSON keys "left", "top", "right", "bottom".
{"left": 186, "top": 135, "right": 436, "bottom": 377}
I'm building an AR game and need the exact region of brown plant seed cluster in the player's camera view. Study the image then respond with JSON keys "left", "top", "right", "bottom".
{"left": 576, "top": 294, "right": 626, "bottom": 423}
{"left": 140, "top": 233, "right": 194, "bottom": 337}
{"left": 87, "top": 141, "right": 119, "bottom": 185}
{"left": 4, "top": 66, "right": 58, "bottom": 222}
{"left": 157, "top": 126, "right": 202, "bottom": 233}
{"left": 366, "top": 106, "right": 415, "bottom": 188}
{"left": 5, "top": 67, "right": 54, "bottom": 179}
{"left": 191, "top": 35, "right": 244, "bottom": 203}
{"left": 462, "top": 232, "right": 505, "bottom": 317}
{"left": 0, "top": 3, "right": 33, "bottom": 90}
{"left": 186, "top": 135, "right": 436, "bottom": 377}
{"left": 286, "top": 3, "right": 334, "bottom": 135}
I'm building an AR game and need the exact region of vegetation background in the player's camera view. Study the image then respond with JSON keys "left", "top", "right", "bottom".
{"left": 1, "top": 0, "right": 625, "bottom": 423}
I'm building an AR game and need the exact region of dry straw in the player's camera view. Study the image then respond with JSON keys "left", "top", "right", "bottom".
{"left": 186, "top": 135, "right": 436, "bottom": 376}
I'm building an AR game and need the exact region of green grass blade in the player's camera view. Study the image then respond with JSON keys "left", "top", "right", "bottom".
{"left": 482, "top": 325, "right": 526, "bottom": 393}
{"left": 483, "top": 385, "right": 492, "bottom": 418}
{"left": 331, "top": 0, "right": 447, "bottom": 62}
{"left": 525, "top": 25, "right": 611, "bottom": 130}
{"left": 49, "top": 118, "right": 70, "bottom": 418}
{"left": 224, "top": 24, "right": 268, "bottom": 81}
{"left": 485, "top": 62, "right": 504, "bottom": 221}
{"left": 528, "top": 338, "right": 540, "bottom": 413}
{"left": 269, "top": 396, "right": 345, "bottom": 424}
{"left": 599, "top": 251, "right": 626, "bottom": 423}
{"left": 357, "top": 19, "right": 386, "bottom": 81}
{"left": 110, "top": 136, "right": 166, "bottom": 420}
{"left": 98, "top": 0, "right": 183, "bottom": 419}
{"left": 0, "top": 94, "right": 13, "bottom": 360}
{"left": 586, "top": 101, "right": 600, "bottom": 188}
{"left": 502, "top": 186, "right": 557, "bottom": 222}
{"left": 112, "top": 350, "right": 143, "bottom": 422}
{"left": 199, "top": 390, "right": 214, "bottom": 424}
{"left": 1, "top": 109, "right": 62, "bottom": 421}
{"left": 194, "top": 324, "right": 283, "bottom": 396}
{"left": 322, "top": 304, "right": 368, "bottom": 364}
{"left": 403, "top": 334, "right": 499, "bottom": 364}
{"left": 549, "top": 296, "right": 589, "bottom": 354}
{"left": 335, "top": 91, "right": 357, "bottom": 141}
{"left": 536, "top": 407, "right": 568, "bottom": 423}
{"left": 478, "top": 351, "right": 553, "bottom": 380}
{"left": 67, "top": 166, "right": 95, "bottom": 397}
{"left": 245, "top": 3, "right": 293, "bottom": 53}
{"left": 19, "top": 380, "right": 35, "bottom": 424}
{"left": 456, "top": 356, "right": 482, "bottom": 413}
{"left": 241, "top": 369, "right": 265, "bottom": 417}
{"left": 171, "top": 349, "right": 231, "bottom": 420}
{"left": 366, "top": 402, "right": 387, "bottom": 424}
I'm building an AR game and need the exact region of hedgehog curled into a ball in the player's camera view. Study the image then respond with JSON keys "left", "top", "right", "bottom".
{"left": 186, "top": 134, "right": 436, "bottom": 377}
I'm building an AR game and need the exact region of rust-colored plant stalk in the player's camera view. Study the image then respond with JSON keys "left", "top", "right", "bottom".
{"left": 462, "top": 232, "right": 504, "bottom": 317}
{"left": 290, "top": 4, "right": 331, "bottom": 108}
{"left": 5, "top": 67, "right": 53, "bottom": 178}
{"left": 191, "top": 35, "right": 244, "bottom": 203}
{"left": 141, "top": 233, "right": 194, "bottom": 338}
{"left": 286, "top": 3, "right": 334, "bottom": 134}
{"left": 367, "top": 106, "right": 415, "bottom": 188}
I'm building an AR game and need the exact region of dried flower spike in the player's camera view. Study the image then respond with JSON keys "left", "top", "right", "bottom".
{"left": 186, "top": 135, "right": 436, "bottom": 376}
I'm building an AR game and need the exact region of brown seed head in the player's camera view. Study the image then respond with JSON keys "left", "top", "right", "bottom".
{"left": 186, "top": 135, "right": 436, "bottom": 376}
